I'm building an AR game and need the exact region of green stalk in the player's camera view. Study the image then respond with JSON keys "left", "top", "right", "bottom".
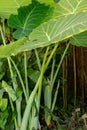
{"left": 45, "top": 44, "right": 58, "bottom": 71}
{"left": 20, "top": 73, "right": 41, "bottom": 130}
{"left": 50, "top": 55, "right": 56, "bottom": 84}
{"left": 33, "top": 47, "right": 50, "bottom": 129}
{"left": 35, "top": 44, "right": 59, "bottom": 127}
{"left": 37, "top": 46, "right": 50, "bottom": 102}
{"left": 44, "top": 54, "right": 55, "bottom": 125}
{"left": 34, "top": 49, "right": 41, "bottom": 71}
{"left": 51, "top": 80, "right": 60, "bottom": 112}
{"left": 44, "top": 57, "right": 55, "bottom": 126}
{"left": 51, "top": 43, "right": 70, "bottom": 91}
{"left": 29, "top": 105, "right": 35, "bottom": 130}
{"left": 9, "top": 95, "right": 18, "bottom": 129}
{"left": 20, "top": 43, "right": 59, "bottom": 130}
{"left": 30, "top": 48, "right": 49, "bottom": 130}
{"left": 7, "top": 58, "right": 16, "bottom": 89}
{"left": 43, "top": 44, "right": 58, "bottom": 126}
{"left": 16, "top": 98, "right": 22, "bottom": 128}
{"left": 0, "top": 25, "right": 6, "bottom": 45}
{"left": 8, "top": 58, "right": 22, "bottom": 128}
{"left": 38, "top": 44, "right": 59, "bottom": 109}
{"left": 62, "top": 59, "right": 66, "bottom": 109}
{"left": 24, "top": 52, "right": 29, "bottom": 98}
{"left": 10, "top": 57, "right": 28, "bottom": 103}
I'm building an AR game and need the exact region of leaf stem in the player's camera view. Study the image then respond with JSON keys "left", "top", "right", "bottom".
{"left": 45, "top": 44, "right": 58, "bottom": 71}
{"left": 20, "top": 43, "right": 59, "bottom": 130}
{"left": 10, "top": 57, "right": 28, "bottom": 103}
{"left": 37, "top": 46, "right": 50, "bottom": 102}
{"left": 24, "top": 52, "right": 29, "bottom": 97}
{"left": 51, "top": 80, "right": 60, "bottom": 112}
{"left": 34, "top": 49, "right": 41, "bottom": 71}
{"left": 0, "top": 25, "right": 6, "bottom": 45}
{"left": 50, "top": 55, "right": 56, "bottom": 84}
{"left": 51, "top": 42, "right": 70, "bottom": 91}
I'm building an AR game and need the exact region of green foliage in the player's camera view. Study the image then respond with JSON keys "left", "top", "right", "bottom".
{"left": 0, "top": 0, "right": 56, "bottom": 19}
{"left": 0, "top": 37, "right": 27, "bottom": 58}
{"left": 0, "top": 61, "right": 5, "bottom": 80}
{"left": 28, "top": 12, "right": 87, "bottom": 46}
{"left": 0, "top": 88, "right": 4, "bottom": 98}
{"left": 0, "top": 98, "right": 8, "bottom": 111}
{"left": 70, "top": 31, "right": 87, "bottom": 46}
{"left": 0, "top": 110, "right": 9, "bottom": 130}
{"left": 0, "top": 11, "right": 87, "bottom": 58}
{"left": 0, "top": 0, "right": 32, "bottom": 18}
{"left": 2, "top": 81, "right": 17, "bottom": 102}
{"left": 8, "top": 0, "right": 52, "bottom": 39}
{"left": 28, "top": 68, "right": 40, "bottom": 83}
{"left": 0, "top": 0, "right": 87, "bottom": 58}
{"left": 0, "top": 0, "right": 87, "bottom": 129}
{"left": 16, "top": 87, "right": 23, "bottom": 98}
{"left": 53, "top": 0, "right": 87, "bottom": 18}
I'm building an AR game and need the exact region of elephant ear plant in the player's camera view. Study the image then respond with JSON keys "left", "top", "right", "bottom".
{"left": 0, "top": 0, "right": 87, "bottom": 130}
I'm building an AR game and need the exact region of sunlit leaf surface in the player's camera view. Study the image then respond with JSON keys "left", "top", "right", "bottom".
{"left": 53, "top": 0, "right": 87, "bottom": 18}
{"left": 0, "top": 0, "right": 31, "bottom": 18}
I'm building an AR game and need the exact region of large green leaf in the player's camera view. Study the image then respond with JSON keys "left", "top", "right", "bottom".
{"left": 0, "top": 12, "right": 87, "bottom": 58}
{"left": 8, "top": 0, "right": 52, "bottom": 39}
{"left": 0, "top": 0, "right": 57, "bottom": 19}
{"left": 53, "top": 0, "right": 87, "bottom": 18}
{"left": 0, "top": 0, "right": 31, "bottom": 18}
{"left": 0, "top": 1, "right": 87, "bottom": 57}
{"left": 70, "top": 31, "right": 87, "bottom": 46}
